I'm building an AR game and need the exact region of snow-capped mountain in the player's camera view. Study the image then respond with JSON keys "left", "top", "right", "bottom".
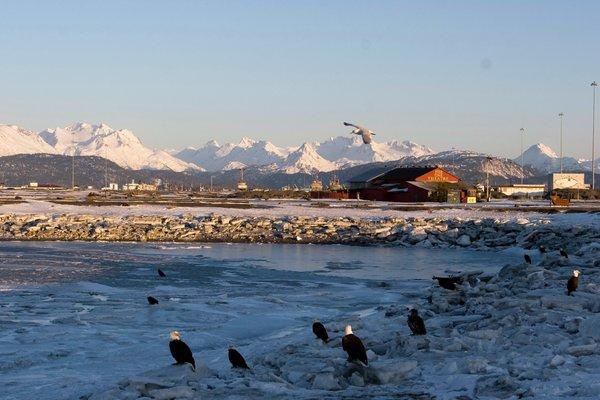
{"left": 513, "top": 143, "right": 584, "bottom": 173}
{"left": 177, "top": 137, "right": 290, "bottom": 171}
{"left": 277, "top": 142, "right": 337, "bottom": 174}
{"left": 315, "top": 136, "right": 434, "bottom": 168}
{"left": 0, "top": 125, "right": 58, "bottom": 156}
{"left": 175, "top": 135, "right": 435, "bottom": 173}
{"left": 420, "top": 149, "right": 535, "bottom": 180}
{"left": 39, "top": 123, "right": 201, "bottom": 172}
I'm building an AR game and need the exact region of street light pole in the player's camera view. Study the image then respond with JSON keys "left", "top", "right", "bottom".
{"left": 592, "top": 81, "right": 598, "bottom": 191}
{"left": 558, "top": 113, "right": 564, "bottom": 173}
{"left": 520, "top": 128, "right": 525, "bottom": 185}
{"left": 486, "top": 156, "right": 492, "bottom": 202}
{"left": 71, "top": 132, "right": 75, "bottom": 190}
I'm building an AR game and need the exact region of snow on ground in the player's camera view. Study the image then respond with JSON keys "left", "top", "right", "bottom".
{"left": 89, "top": 244, "right": 600, "bottom": 399}
{"left": 2, "top": 199, "right": 600, "bottom": 229}
{"left": 0, "top": 242, "right": 516, "bottom": 400}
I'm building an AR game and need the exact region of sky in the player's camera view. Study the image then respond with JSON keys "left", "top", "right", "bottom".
{"left": 1, "top": 0, "right": 599, "bottom": 159}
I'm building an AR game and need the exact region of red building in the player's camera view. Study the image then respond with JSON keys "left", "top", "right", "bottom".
{"left": 348, "top": 166, "right": 460, "bottom": 202}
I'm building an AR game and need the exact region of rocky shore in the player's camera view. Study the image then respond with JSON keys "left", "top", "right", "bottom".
{"left": 87, "top": 217, "right": 600, "bottom": 400}
{"left": 1, "top": 212, "right": 599, "bottom": 254}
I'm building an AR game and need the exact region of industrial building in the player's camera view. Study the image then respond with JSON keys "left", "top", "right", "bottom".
{"left": 548, "top": 173, "right": 589, "bottom": 191}
{"left": 496, "top": 183, "right": 546, "bottom": 197}
{"left": 348, "top": 166, "right": 460, "bottom": 202}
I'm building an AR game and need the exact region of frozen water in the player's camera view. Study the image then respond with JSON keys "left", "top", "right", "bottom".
{"left": 0, "top": 242, "right": 515, "bottom": 399}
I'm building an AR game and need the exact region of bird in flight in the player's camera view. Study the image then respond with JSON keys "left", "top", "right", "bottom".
{"left": 343, "top": 122, "right": 375, "bottom": 144}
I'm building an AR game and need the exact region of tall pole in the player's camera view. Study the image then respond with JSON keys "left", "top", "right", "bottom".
{"left": 210, "top": 176, "right": 214, "bottom": 192}
{"left": 559, "top": 113, "right": 564, "bottom": 173}
{"left": 486, "top": 156, "right": 492, "bottom": 202}
{"left": 520, "top": 128, "right": 525, "bottom": 185}
{"left": 592, "top": 81, "right": 598, "bottom": 191}
{"left": 71, "top": 132, "right": 75, "bottom": 190}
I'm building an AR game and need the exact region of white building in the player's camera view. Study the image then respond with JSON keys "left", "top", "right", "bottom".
{"left": 102, "top": 183, "right": 120, "bottom": 191}
{"left": 497, "top": 183, "right": 546, "bottom": 197}
{"left": 548, "top": 173, "right": 588, "bottom": 191}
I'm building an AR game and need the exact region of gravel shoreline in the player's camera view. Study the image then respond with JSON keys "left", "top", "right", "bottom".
{"left": 1, "top": 213, "right": 599, "bottom": 257}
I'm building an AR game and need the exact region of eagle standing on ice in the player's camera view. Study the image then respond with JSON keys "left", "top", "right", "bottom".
{"left": 407, "top": 309, "right": 427, "bottom": 335}
{"left": 312, "top": 320, "right": 329, "bottom": 343}
{"left": 228, "top": 346, "right": 250, "bottom": 369}
{"left": 169, "top": 331, "right": 196, "bottom": 370}
{"left": 567, "top": 270, "right": 580, "bottom": 296}
{"left": 342, "top": 325, "right": 368, "bottom": 366}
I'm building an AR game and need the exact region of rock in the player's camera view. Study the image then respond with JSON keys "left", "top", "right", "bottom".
{"left": 565, "top": 344, "right": 598, "bottom": 357}
{"left": 456, "top": 234, "right": 471, "bottom": 246}
{"left": 148, "top": 386, "right": 195, "bottom": 399}
{"left": 467, "top": 358, "right": 490, "bottom": 374}
{"left": 549, "top": 355, "right": 565, "bottom": 368}
{"left": 348, "top": 372, "right": 365, "bottom": 387}
{"left": 474, "top": 375, "right": 520, "bottom": 399}
{"left": 312, "top": 372, "right": 341, "bottom": 390}
{"left": 372, "top": 360, "right": 418, "bottom": 384}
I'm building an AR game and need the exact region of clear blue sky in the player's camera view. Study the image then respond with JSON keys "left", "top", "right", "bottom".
{"left": 1, "top": 0, "right": 599, "bottom": 158}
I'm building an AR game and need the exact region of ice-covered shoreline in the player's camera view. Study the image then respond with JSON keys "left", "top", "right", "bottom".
{"left": 88, "top": 237, "right": 600, "bottom": 399}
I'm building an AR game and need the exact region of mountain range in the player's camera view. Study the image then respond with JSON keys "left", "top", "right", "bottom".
{"left": 0, "top": 122, "right": 595, "bottom": 182}
{"left": 174, "top": 135, "right": 435, "bottom": 173}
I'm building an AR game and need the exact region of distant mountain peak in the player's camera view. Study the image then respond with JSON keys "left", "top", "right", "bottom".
{"left": 38, "top": 122, "right": 202, "bottom": 172}
{"left": 238, "top": 137, "right": 255, "bottom": 148}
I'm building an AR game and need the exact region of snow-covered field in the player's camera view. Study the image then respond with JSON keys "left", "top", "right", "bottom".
{"left": 3, "top": 199, "right": 600, "bottom": 228}
{"left": 0, "top": 241, "right": 519, "bottom": 400}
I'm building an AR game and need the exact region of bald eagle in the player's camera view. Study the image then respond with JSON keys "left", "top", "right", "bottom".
{"left": 407, "top": 309, "right": 426, "bottom": 335}
{"left": 342, "top": 325, "right": 368, "bottom": 366}
{"left": 169, "top": 331, "right": 196, "bottom": 370}
{"left": 312, "top": 320, "right": 329, "bottom": 343}
{"left": 228, "top": 346, "right": 250, "bottom": 369}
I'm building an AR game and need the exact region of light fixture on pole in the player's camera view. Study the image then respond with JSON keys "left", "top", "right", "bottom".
{"left": 592, "top": 81, "right": 598, "bottom": 191}
{"left": 558, "top": 113, "right": 564, "bottom": 173}
{"left": 520, "top": 128, "right": 525, "bottom": 185}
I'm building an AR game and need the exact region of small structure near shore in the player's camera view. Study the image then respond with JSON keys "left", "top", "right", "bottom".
{"left": 348, "top": 166, "right": 460, "bottom": 202}
{"left": 496, "top": 183, "right": 545, "bottom": 197}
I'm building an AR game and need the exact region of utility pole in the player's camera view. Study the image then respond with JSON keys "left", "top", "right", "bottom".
{"left": 486, "top": 156, "right": 492, "bottom": 202}
{"left": 104, "top": 144, "right": 109, "bottom": 191}
{"left": 71, "top": 132, "right": 75, "bottom": 190}
{"left": 210, "top": 176, "right": 214, "bottom": 192}
{"left": 592, "top": 81, "right": 598, "bottom": 191}
{"left": 520, "top": 128, "right": 525, "bottom": 185}
{"left": 559, "top": 112, "right": 564, "bottom": 173}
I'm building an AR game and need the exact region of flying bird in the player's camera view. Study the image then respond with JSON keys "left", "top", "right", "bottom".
{"left": 147, "top": 296, "right": 159, "bottom": 305}
{"left": 567, "top": 270, "right": 580, "bottom": 296}
{"left": 228, "top": 346, "right": 250, "bottom": 369}
{"left": 524, "top": 254, "right": 532, "bottom": 265}
{"left": 407, "top": 309, "right": 426, "bottom": 335}
{"left": 560, "top": 249, "right": 569, "bottom": 258}
{"left": 312, "top": 320, "right": 329, "bottom": 343}
{"left": 433, "top": 276, "right": 463, "bottom": 291}
{"left": 158, "top": 269, "right": 166, "bottom": 278}
{"left": 342, "top": 325, "right": 368, "bottom": 366}
{"left": 169, "top": 331, "right": 196, "bottom": 370}
{"left": 343, "top": 122, "right": 375, "bottom": 144}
